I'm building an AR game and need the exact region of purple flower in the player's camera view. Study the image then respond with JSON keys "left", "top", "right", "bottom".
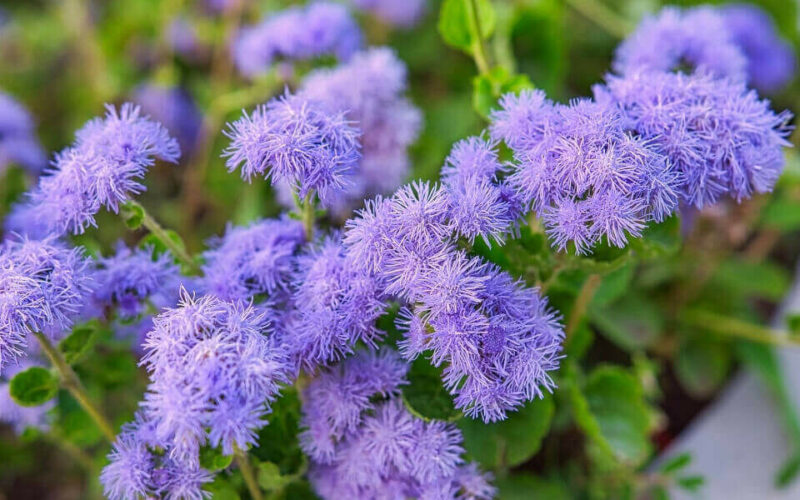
{"left": 200, "top": 216, "right": 305, "bottom": 302}
{"left": 491, "top": 91, "right": 679, "bottom": 252}
{"left": 224, "top": 91, "right": 361, "bottom": 203}
{"left": 133, "top": 84, "right": 203, "bottom": 154}
{"left": 140, "top": 292, "right": 290, "bottom": 464}
{"left": 0, "top": 91, "right": 46, "bottom": 173}
{"left": 613, "top": 6, "right": 747, "bottom": 81}
{"left": 288, "top": 235, "right": 386, "bottom": 372}
{"left": 101, "top": 415, "right": 213, "bottom": 500}
{"left": 300, "top": 350, "right": 491, "bottom": 499}
{"left": 0, "top": 237, "right": 93, "bottom": 372}
{"left": 721, "top": 4, "right": 796, "bottom": 92}
{"left": 12, "top": 103, "right": 179, "bottom": 236}
{"left": 598, "top": 71, "right": 793, "bottom": 208}
{"left": 350, "top": 0, "right": 426, "bottom": 28}
{"left": 233, "top": 2, "right": 362, "bottom": 78}
{"left": 294, "top": 47, "right": 422, "bottom": 217}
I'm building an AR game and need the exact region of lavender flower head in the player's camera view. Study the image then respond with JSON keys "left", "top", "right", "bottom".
{"left": 300, "top": 350, "right": 495, "bottom": 499}
{"left": 0, "top": 236, "right": 93, "bottom": 372}
{"left": 598, "top": 71, "right": 793, "bottom": 208}
{"left": 350, "top": 0, "right": 426, "bottom": 28}
{"left": 491, "top": 90, "right": 679, "bottom": 252}
{"left": 287, "top": 47, "right": 421, "bottom": 217}
{"left": 133, "top": 84, "right": 203, "bottom": 154}
{"left": 101, "top": 414, "right": 213, "bottom": 500}
{"left": 12, "top": 103, "right": 179, "bottom": 236}
{"left": 0, "top": 92, "right": 46, "bottom": 174}
{"left": 224, "top": 91, "right": 361, "bottom": 204}
{"left": 288, "top": 234, "right": 386, "bottom": 372}
{"left": 613, "top": 6, "right": 747, "bottom": 81}
{"left": 0, "top": 360, "right": 54, "bottom": 434}
{"left": 721, "top": 4, "right": 796, "bottom": 92}
{"left": 200, "top": 216, "right": 305, "bottom": 302}
{"left": 140, "top": 292, "right": 290, "bottom": 464}
{"left": 344, "top": 181, "right": 565, "bottom": 421}
{"left": 233, "top": 2, "right": 362, "bottom": 78}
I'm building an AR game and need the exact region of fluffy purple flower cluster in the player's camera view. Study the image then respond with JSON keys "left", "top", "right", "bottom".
{"left": 301, "top": 350, "right": 495, "bottom": 499}
{"left": 101, "top": 414, "right": 213, "bottom": 500}
{"left": 350, "top": 0, "right": 426, "bottom": 28}
{"left": 345, "top": 181, "right": 564, "bottom": 421}
{"left": 490, "top": 91, "right": 678, "bottom": 252}
{"left": 0, "top": 91, "right": 46, "bottom": 173}
{"left": 0, "top": 360, "right": 54, "bottom": 434}
{"left": 596, "top": 71, "right": 792, "bottom": 208}
{"left": 284, "top": 47, "right": 421, "bottom": 217}
{"left": 234, "top": 2, "right": 362, "bottom": 78}
{"left": 199, "top": 216, "right": 305, "bottom": 302}
{"left": 614, "top": 5, "right": 795, "bottom": 92}
{"left": 133, "top": 84, "right": 203, "bottom": 154}
{"left": 10, "top": 103, "right": 179, "bottom": 237}
{"left": 0, "top": 237, "right": 93, "bottom": 371}
{"left": 224, "top": 91, "right": 361, "bottom": 204}
{"left": 137, "top": 293, "right": 290, "bottom": 464}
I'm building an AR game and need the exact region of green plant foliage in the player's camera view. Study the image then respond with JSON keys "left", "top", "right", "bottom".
{"left": 402, "top": 357, "right": 460, "bottom": 421}
{"left": 9, "top": 367, "right": 59, "bottom": 407}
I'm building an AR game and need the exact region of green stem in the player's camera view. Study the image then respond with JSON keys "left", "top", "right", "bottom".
{"left": 466, "top": 0, "right": 491, "bottom": 75}
{"left": 128, "top": 200, "right": 200, "bottom": 274}
{"left": 33, "top": 331, "right": 116, "bottom": 443}
{"left": 235, "top": 446, "right": 263, "bottom": 500}
{"left": 565, "top": 274, "right": 601, "bottom": 340}
{"left": 682, "top": 310, "right": 800, "bottom": 348}
{"left": 563, "top": 0, "right": 632, "bottom": 39}
{"left": 299, "top": 193, "right": 315, "bottom": 241}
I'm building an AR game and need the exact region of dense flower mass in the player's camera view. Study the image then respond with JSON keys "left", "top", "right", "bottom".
{"left": 200, "top": 216, "right": 305, "bottom": 302}
{"left": 721, "top": 4, "right": 796, "bottom": 92}
{"left": 0, "top": 237, "right": 93, "bottom": 371}
{"left": 233, "top": 2, "right": 362, "bottom": 77}
{"left": 0, "top": 91, "right": 46, "bottom": 173}
{"left": 300, "top": 350, "right": 495, "bottom": 499}
{"left": 290, "top": 47, "right": 422, "bottom": 217}
{"left": 139, "top": 292, "right": 290, "bottom": 464}
{"left": 344, "top": 181, "right": 565, "bottom": 421}
{"left": 101, "top": 414, "right": 213, "bottom": 500}
{"left": 491, "top": 90, "right": 679, "bottom": 252}
{"left": 350, "top": 0, "right": 426, "bottom": 28}
{"left": 224, "top": 91, "right": 361, "bottom": 204}
{"left": 133, "top": 84, "right": 203, "bottom": 154}
{"left": 287, "top": 234, "right": 387, "bottom": 372}
{"left": 10, "top": 103, "right": 179, "bottom": 236}
{"left": 597, "top": 71, "right": 793, "bottom": 208}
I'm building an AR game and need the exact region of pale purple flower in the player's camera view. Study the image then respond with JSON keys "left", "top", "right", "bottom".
{"left": 0, "top": 91, "right": 46, "bottom": 173}
{"left": 224, "top": 91, "right": 361, "bottom": 203}
{"left": 133, "top": 84, "right": 202, "bottom": 154}
{"left": 599, "top": 71, "right": 793, "bottom": 208}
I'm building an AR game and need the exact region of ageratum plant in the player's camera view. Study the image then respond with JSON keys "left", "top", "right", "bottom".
{"left": 0, "top": 1, "right": 797, "bottom": 499}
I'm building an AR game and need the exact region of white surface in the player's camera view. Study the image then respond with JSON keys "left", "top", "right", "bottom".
{"left": 662, "top": 265, "right": 800, "bottom": 499}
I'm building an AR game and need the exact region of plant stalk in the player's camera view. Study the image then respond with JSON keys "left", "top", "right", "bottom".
{"left": 466, "top": 0, "right": 491, "bottom": 75}
{"left": 565, "top": 274, "right": 602, "bottom": 339}
{"left": 300, "top": 193, "right": 315, "bottom": 241}
{"left": 235, "top": 446, "right": 263, "bottom": 500}
{"left": 563, "top": 0, "right": 632, "bottom": 39}
{"left": 33, "top": 331, "right": 116, "bottom": 443}
{"left": 682, "top": 310, "right": 800, "bottom": 348}
{"left": 128, "top": 201, "right": 200, "bottom": 274}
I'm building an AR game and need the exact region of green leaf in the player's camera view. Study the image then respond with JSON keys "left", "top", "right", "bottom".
{"left": 471, "top": 67, "right": 533, "bottom": 117}
{"left": 257, "top": 461, "right": 290, "bottom": 491}
{"left": 674, "top": 336, "right": 731, "bottom": 398}
{"left": 460, "top": 396, "right": 554, "bottom": 468}
{"left": 591, "top": 262, "right": 635, "bottom": 308}
{"left": 591, "top": 295, "right": 663, "bottom": 352}
{"left": 676, "top": 475, "right": 704, "bottom": 491}
{"left": 402, "top": 357, "right": 460, "bottom": 421}
{"left": 776, "top": 452, "right": 800, "bottom": 487}
{"left": 58, "top": 321, "right": 99, "bottom": 365}
{"left": 439, "top": 0, "right": 496, "bottom": 52}
{"left": 496, "top": 474, "right": 571, "bottom": 500}
{"left": 253, "top": 388, "right": 306, "bottom": 475}
{"left": 9, "top": 366, "right": 59, "bottom": 407}
{"left": 206, "top": 475, "right": 241, "bottom": 500}
{"left": 120, "top": 200, "right": 145, "bottom": 230}
{"left": 199, "top": 446, "right": 233, "bottom": 471}
{"left": 761, "top": 197, "right": 800, "bottom": 232}
{"left": 631, "top": 215, "right": 681, "bottom": 258}
{"left": 660, "top": 452, "right": 692, "bottom": 474}
{"left": 711, "top": 258, "right": 790, "bottom": 301}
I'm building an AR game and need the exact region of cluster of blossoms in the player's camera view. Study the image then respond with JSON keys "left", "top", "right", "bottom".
{"left": 301, "top": 350, "right": 495, "bottom": 499}
{"left": 8, "top": 103, "right": 180, "bottom": 237}
{"left": 233, "top": 2, "right": 362, "bottom": 78}
{"left": 0, "top": 237, "right": 93, "bottom": 371}
{"left": 224, "top": 91, "right": 361, "bottom": 204}
{"left": 344, "top": 179, "right": 564, "bottom": 422}
{"left": 282, "top": 47, "right": 422, "bottom": 217}
{"left": 349, "top": 0, "right": 426, "bottom": 28}
{"left": 613, "top": 4, "right": 795, "bottom": 92}
{"left": 0, "top": 91, "right": 46, "bottom": 173}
